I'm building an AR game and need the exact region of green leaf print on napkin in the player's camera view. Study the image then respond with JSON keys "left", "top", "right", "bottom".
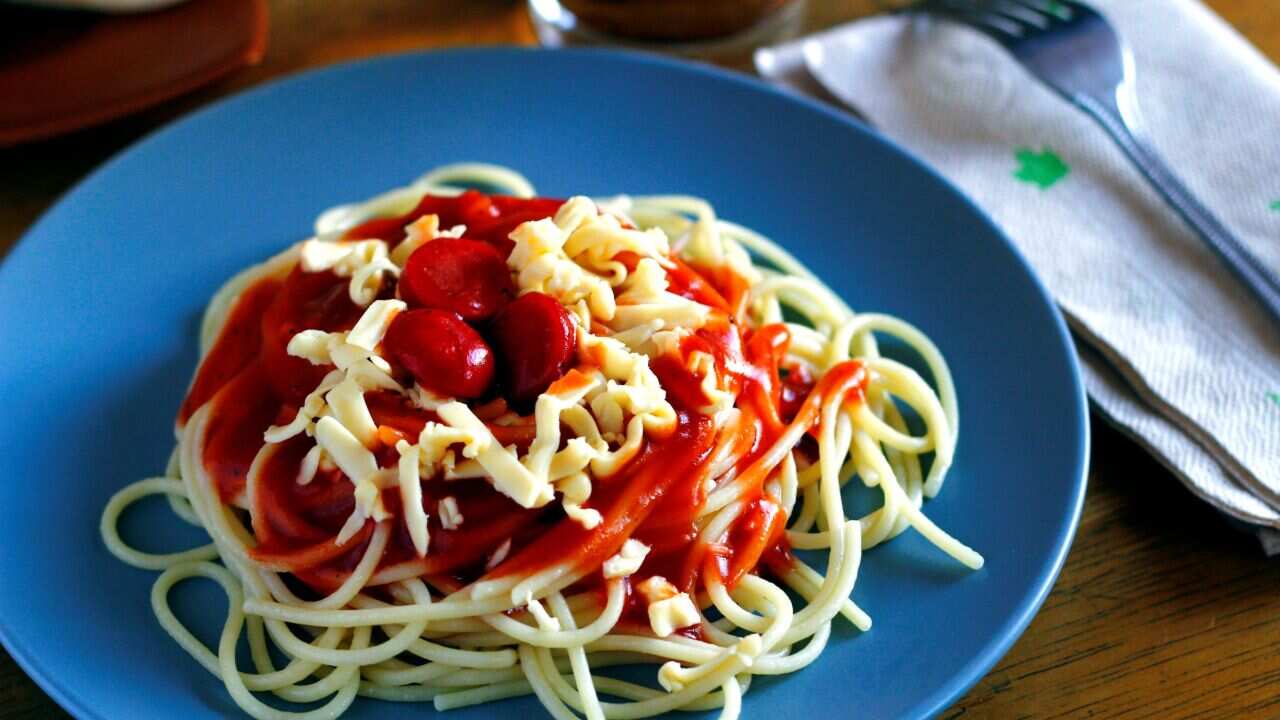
{"left": 1269, "top": 391, "right": 1280, "bottom": 409}
{"left": 1270, "top": 200, "right": 1280, "bottom": 211}
{"left": 1013, "top": 147, "right": 1069, "bottom": 189}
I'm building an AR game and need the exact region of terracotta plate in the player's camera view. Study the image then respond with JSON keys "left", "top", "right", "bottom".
{"left": 0, "top": 0, "right": 267, "bottom": 146}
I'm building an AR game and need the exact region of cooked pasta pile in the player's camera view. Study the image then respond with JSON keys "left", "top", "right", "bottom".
{"left": 101, "top": 164, "right": 981, "bottom": 719}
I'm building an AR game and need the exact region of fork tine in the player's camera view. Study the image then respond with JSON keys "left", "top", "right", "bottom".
{"left": 1003, "top": 0, "right": 1080, "bottom": 21}
{"left": 987, "top": 0, "right": 1054, "bottom": 28}
{"left": 919, "top": 0, "right": 1026, "bottom": 44}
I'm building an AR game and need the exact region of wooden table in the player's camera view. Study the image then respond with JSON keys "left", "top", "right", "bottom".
{"left": 2, "top": 2, "right": 1277, "bottom": 718}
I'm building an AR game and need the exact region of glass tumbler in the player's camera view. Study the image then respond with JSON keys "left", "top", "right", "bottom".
{"left": 528, "top": 0, "right": 808, "bottom": 61}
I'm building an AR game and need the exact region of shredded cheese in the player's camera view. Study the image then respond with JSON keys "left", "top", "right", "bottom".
{"left": 486, "top": 538, "right": 513, "bottom": 571}
{"left": 439, "top": 497, "right": 463, "bottom": 530}
{"left": 638, "top": 577, "right": 700, "bottom": 638}
{"left": 389, "top": 214, "right": 439, "bottom": 267}
{"left": 298, "top": 238, "right": 398, "bottom": 307}
{"left": 296, "top": 445, "right": 323, "bottom": 486}
{"left": 396, "top": 441, "right": 429, "bottom": 557}
{"left": 346, "top": 299, "right": 405, "bottom": 350}
{"left": 602, "top": 540, "right": 650, "bottom": 579}
{"left": 435, "top": 402, "right": 554, "bottom": 509}
{"left": 325, "top": 378, "right": 377, "bottom": 448}
{"left": 278, "top": 194, "right": 727, "bottom": 564}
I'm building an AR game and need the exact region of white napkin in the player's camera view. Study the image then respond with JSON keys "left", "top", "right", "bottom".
{"left": 757, "top": 0, "right": 1280, "bottom": 538}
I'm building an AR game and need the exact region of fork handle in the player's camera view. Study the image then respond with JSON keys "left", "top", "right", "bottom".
{"left": 1074, "top": 95, "right": 1280, "bottom": 327}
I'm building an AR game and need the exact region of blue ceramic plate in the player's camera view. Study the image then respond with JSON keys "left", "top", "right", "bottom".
{"left": 0, "top": 48, "right": 1087, "bottom": 720}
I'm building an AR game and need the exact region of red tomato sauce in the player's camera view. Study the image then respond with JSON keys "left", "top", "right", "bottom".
{"left": 345, "top": 190, "right": 564, "bottom": 257}
{"left": 179, "top": 277, "right": 280, "bottom": 425}
{"left": 180, "top": 191, "right": 866, "bottom": 630}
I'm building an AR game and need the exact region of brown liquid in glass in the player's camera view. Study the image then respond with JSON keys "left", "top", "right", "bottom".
{"left": 558, "top": 0, "right": 794, "bottom": 43}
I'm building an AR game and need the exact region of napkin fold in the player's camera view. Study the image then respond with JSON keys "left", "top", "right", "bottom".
{"left": 757, "top": 0, "right": 1280, "bottom": 539}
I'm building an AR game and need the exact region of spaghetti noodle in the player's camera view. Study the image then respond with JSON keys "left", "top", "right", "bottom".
{"left": 101, "top": 164, "right": 982, "bottom": 719}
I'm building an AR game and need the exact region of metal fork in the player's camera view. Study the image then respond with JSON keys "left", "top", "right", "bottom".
{"left": 916, "top": 0, "right": 1280, "bottom": 325}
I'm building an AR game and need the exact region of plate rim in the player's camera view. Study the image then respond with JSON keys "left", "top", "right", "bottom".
{"left": 0, "top": 45, "right": 1090, "bottom": 720}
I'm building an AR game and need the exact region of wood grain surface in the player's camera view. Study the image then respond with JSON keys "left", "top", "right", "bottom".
{"left": 1, "top": 2, "right": 1277, "bottom": 718}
